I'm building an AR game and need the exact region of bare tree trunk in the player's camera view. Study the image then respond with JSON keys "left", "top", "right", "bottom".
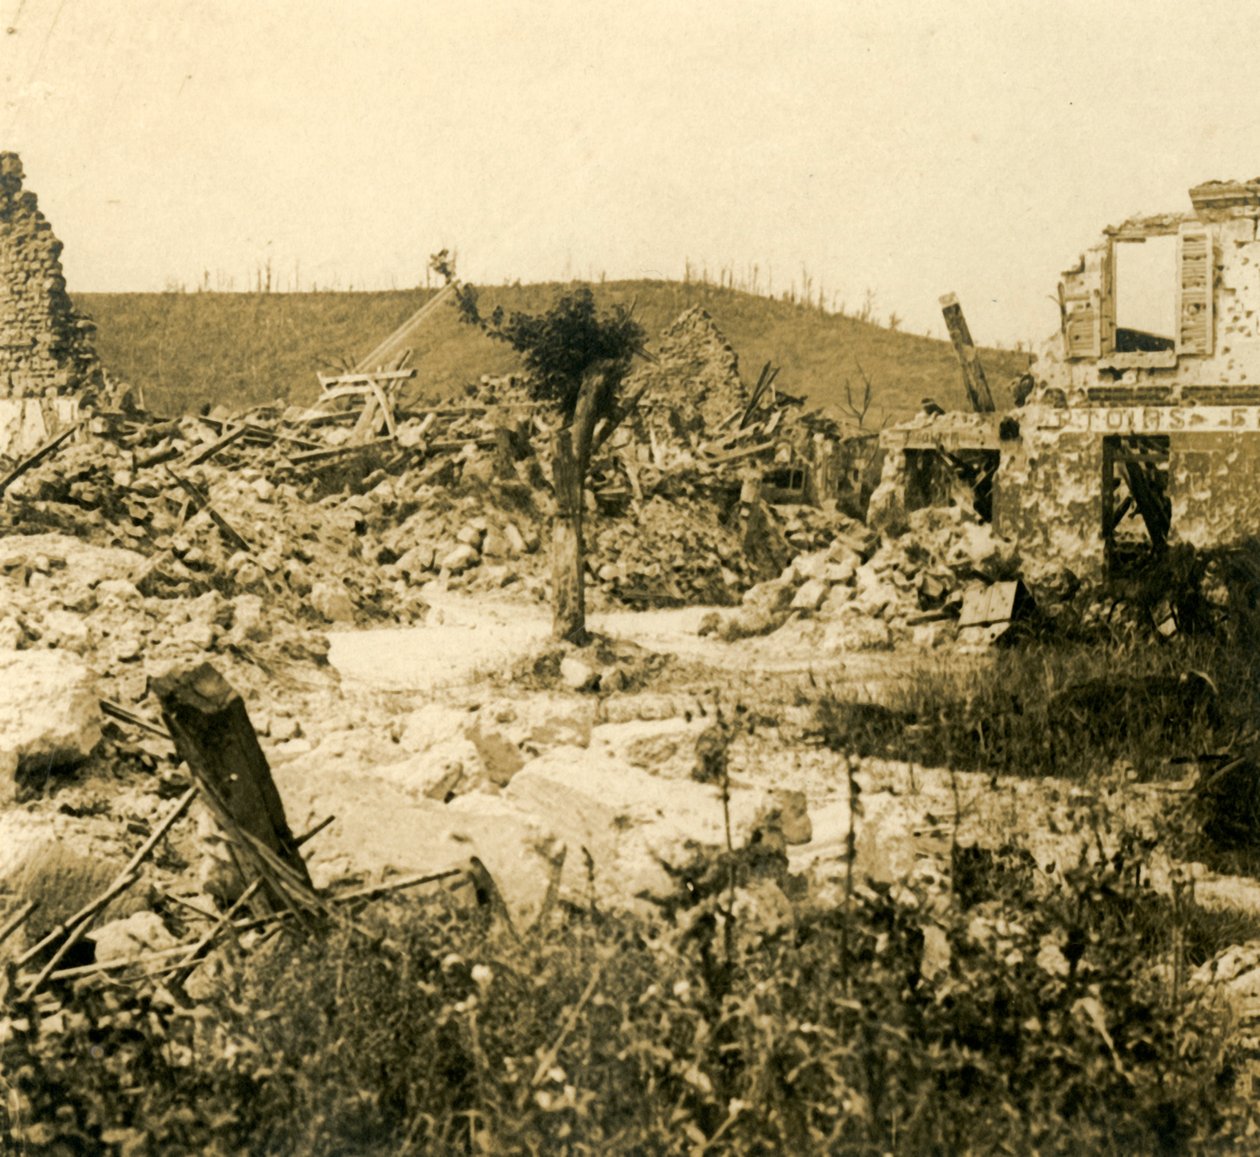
{"left": 551, "top": 425, "right": 586, "bottom": 644}
{"left": 550, "top": 366, "right": 612, "bottom": 644}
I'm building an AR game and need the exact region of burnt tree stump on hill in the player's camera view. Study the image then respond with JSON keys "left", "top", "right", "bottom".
{"left": 154, "top": 662, "right": 313, "bottom": 915}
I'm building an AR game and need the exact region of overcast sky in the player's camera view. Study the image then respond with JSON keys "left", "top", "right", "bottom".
{"left": 3, "top": 0, "right": 1258, "bottom": 346}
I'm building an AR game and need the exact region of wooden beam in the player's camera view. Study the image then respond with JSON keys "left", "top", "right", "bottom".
{"left": 317, "top": 369, "right": 416, "bottom": 389}
{"left": 940, "top": 293, "right": 996, "bottom": 413}
{"left": 163, "top": 468, "right": 252, "bottom": 554}
{"left": 0, "top": 420, "right": 83, "bottom": 497}
{"left": 183, "top": 422, "right": 251, "bottom": 467}
{"left": 351, "top": 282, "right": 454, "bottom": 374}
{"left": 288, "top": 437, "right": 400, "bottom": 466}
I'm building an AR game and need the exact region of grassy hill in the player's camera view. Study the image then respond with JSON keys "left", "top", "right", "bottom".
{"left": 76, "top": 281, "right": 1030, "bottom": 425}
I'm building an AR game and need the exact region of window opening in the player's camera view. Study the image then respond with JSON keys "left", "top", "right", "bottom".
{"left": 1113, "top": 237, "right": 1178, "bottom": 353}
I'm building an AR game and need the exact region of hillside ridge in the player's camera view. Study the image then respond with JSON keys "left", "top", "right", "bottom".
{"left": 76, "top": 280, "right": 1031, "bottom": 423}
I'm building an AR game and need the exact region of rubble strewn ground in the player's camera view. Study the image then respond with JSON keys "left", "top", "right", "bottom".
{"left": 7, "top": 295, "right": 1260, "bottom": 1149}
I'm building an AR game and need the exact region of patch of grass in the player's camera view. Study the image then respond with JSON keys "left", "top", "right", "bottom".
{"left": 815, "top": 639, "right": 1258, "bottom": 781}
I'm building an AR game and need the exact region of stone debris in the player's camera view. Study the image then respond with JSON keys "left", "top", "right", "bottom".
{"left": 0, "top": 649, "right": 101, "bottom": 799}
{"left": 709, "top": 503, "right": 1020, "bottom": 649}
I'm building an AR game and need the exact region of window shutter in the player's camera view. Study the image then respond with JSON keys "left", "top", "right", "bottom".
{"left": 1098, "top": 242, "right": 1115, "bottom": 356}
{"left": 1176, "top": 225, "right": 1213, "bottom": 356}
{"left": 1063, "top": 290, "right": 1101, "bottom": 359}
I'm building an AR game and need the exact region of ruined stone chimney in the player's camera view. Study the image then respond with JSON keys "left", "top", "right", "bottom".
{"left": 0, "top": 152, "right": 100, "bottom": 399}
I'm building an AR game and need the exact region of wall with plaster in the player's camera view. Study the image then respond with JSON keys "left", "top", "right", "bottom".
{"left": 1171, "top": 431, "right": 1260, "bottom": 551}
{"left": 992, "top": 424, "right": 1104, "bottom": 583}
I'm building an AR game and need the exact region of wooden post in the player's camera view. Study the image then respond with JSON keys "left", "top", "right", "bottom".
{"left": 939, "top": 293, "right": 996, "bottom": 413}
{"left": 154, "top": 663, "right": 313, "bottom": 914}
{"left": 493, "top": 428, "right": 518, "bottom": 480}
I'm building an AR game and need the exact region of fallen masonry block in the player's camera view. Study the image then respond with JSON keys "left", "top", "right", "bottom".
{"left": 560, "top": 655, "right": 599, "bottom": 691}
{"left": 790, "top": 578, "right": 829, "bottom": 612}
{"left": 0, "top": 649, "right": 102, "bottom": 800}
{"left": 310, "top": 579, "right": 356, "bottom": 623}
{"left": 957, "top": 579, "right": 1034, "bottom": 645}
{"left": 441, "top": 543, "right": 480, "bottom": 572}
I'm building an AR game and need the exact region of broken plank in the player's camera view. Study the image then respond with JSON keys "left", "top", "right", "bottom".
{"left": 289, "top": 410, "right": 361, "bottom": 429}
{"left": 739, "top": 362, "right": 779, "bottom": 429}
{"left": 163, "top": 467, "right": 252, "bottom": 554}
{"left": 0, "top": 420, "right": 84, "bottom": 497}
{"left": 425, "top": 436, "right": 500, "bottom": 452}
{"left": 288, "top": 437, "right": 399, "bottom": 466}
{"left": 940, "top": 293, "right": 996, "bottom": 413}
{"left": 183, "top": 422, "right": 251, "bottom": 467}
{"left": 332, "top": 868, "right": 466, "bottom": 904}
{"left": 317, "top": 369, "right": 416, "bottom": 389}
{"left": 15, "top": 786, "right": 197, "bottom": 985}
{"left": 704, "top": 441, "right": 776, "bottom": 465}
{"left": 100, "top": 699, "right": 172, "bottom": 740}
{"left": 0, "top": 900, "right": 38, "bottom": 950}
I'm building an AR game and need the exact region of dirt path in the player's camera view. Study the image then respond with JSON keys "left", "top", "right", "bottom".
{"left": 327, "top": 591, "right": 961, "bottom": 697}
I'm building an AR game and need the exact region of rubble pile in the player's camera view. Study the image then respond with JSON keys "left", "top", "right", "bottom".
{"left": 0, "top": 532, "right": 332, "bottom": 726}
{"left": 2, "top": 303, "right": 879, "bottom": 629}
{"left": 590, "top": 492, "right": 749, "bottom": 606}
{"left": 712, "top": 505, "right": 1021, "bottom": 649}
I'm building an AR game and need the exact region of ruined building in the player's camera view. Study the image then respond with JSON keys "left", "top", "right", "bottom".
{"left": 0, "top": 152, "right": 99, "bottom": 457}
{"left": 876, "top": 179, "right": 1260, "bottom": 583}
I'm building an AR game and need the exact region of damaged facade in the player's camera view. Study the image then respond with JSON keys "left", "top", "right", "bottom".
{"left": 0, "top": 153, "right": 100, "bottom": 459}
{"left": 877, "top": 179, "right": 1260, "bottom": 583}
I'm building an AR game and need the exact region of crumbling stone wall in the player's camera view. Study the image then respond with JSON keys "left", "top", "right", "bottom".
{"left": 630, "top": 306, "right": 747, "bottom": 429}
{"left": 992, "top": 423, "right": 1105, "bottom": 583}
{"left": 0, "top": 152, "right": 98, "bottom": 399}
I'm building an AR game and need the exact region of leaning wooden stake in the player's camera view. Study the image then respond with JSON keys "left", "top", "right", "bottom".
{"left": 16, "top": 787, "right": 197, "bottom": 970}
{"left": 939, "top": 293, "right": 996, "bottom": 413}
{"left": 154, "top": 663, "right": 314, "bottom": 916}
{"left": 0, "top": 900, "right": 38, "bottom": 950}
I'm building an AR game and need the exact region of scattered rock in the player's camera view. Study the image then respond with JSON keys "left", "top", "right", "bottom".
{"left": 310, "top": 579, "right": 356, "bottom": 623}
{"left": 0, "top": 649, "right": 101, "bottom": 798}
{"left": 89, "top": 910, "right": 179, "bottom": 962}
{"left": 441, "top": 543, "right": 480, "bottom": 573}
{"left": 559, "top": 655, "right": 599, "bottom": 692}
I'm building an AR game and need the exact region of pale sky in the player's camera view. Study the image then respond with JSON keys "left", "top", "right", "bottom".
{"left": 3, "top": 0, "right": 1259, "bottom": 346}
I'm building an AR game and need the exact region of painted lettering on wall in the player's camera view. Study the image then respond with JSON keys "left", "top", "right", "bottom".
{"left": 1036, "top": 406, "right": 1260, "bottom": 434}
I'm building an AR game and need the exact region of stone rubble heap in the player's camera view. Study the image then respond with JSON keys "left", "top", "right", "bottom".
{"left": 711, "top": 504, "right": 1021, "bottom": 650}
